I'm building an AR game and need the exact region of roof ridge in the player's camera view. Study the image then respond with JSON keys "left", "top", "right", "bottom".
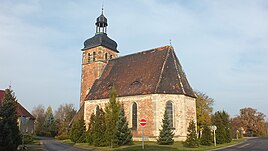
{"left": 111, "top": 45, "right": 172, "bottom": 61}
{"left": 171, "top": 49, "right": 186, "bottom": 95}
{"left": 154, "top": 46, "right": 172, "bottom": 93}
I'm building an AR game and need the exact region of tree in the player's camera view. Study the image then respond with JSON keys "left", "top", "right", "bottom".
{"left": 104, "top": 86, "right": 120, "bottom": 147}
{"left": 212, "top": 111, "right": 232, "bottom": 144}
{"left": 157, "top": 109, "right": 174, "bottom": 145}
{"left": 70, "top": 118, "right": 86, "bottom": 143}
{"left": 195, "top": 91, "right": 214, "bottom": 138}
{"left": 231, "top": 107, "right": 266, "bottom": 137}
{"left": 0, "top": 89, "right": 22, "bottom": 151}
{"left": 200, "top": 124, "right": 212, "bottom": 146}
{"left": 86, "top": 113, "right": 96, "bottom": 145}
{"left": 43, "top": 106, "right": 56, "bottom": 136}
{"left": 93, "top": 108, "right": 106, "bottom": 146}
{"left": 55, "top": 103, "right": 76, "bottom": 136}
{"left": 116, "top": 105, "right": 132, "bottom": 146}
{"left": 184, "top": 120, "right": 199, "bottom": 148}
{"left": 32, "top": 105, "right": 45, "bottom": 136}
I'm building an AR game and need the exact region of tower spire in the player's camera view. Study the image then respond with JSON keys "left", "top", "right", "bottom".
{"left": 101, "top": 3, "right": 104, "bottom": 14}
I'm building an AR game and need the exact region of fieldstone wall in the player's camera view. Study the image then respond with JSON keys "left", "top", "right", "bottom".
{"left": 84, "top": 94, "right": 196, "bottom": 141}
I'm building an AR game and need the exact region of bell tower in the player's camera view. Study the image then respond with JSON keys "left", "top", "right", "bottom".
{"left": 80, "top": 10, "right": 119, "bottom": 106}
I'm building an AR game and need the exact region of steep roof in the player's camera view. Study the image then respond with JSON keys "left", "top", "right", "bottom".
{"left": 86, "top": 46, "right": 195, "bottom": 100}
{"left": 0, "top": 90, "right": 35, "bottom": 120}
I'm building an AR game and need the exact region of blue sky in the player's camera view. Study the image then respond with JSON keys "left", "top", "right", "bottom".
{"left": 0, "top": 0, "right": 267, "bottom": 117}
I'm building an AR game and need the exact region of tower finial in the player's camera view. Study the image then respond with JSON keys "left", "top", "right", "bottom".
{"left": 101, "top": 1, "right": 104, "bottom": 14}
{"left": 9, "top": 81, "right": 12, "bottom": 90}
{"left": 169, "top": 39, "right": 172, "bottom": 46}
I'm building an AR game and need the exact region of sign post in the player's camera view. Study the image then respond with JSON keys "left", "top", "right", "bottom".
{"left": 140, "top": 118, "right": 147, "bottom": 150}
{"left": 211, "top": 125, "right": 217, "bottom": 147}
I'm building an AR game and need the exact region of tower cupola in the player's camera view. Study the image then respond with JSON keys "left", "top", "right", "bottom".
{"left": 95, "top": 11, "right": 108, "bottom": 34}
{"left": 82, "top": 9, "right": 118, "bottom": 52}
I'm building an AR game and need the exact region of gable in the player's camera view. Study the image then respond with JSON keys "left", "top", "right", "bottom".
{"left": 86, "top": 46, "right": 195, "bottom": 100}
{"left": 0, "top": 89, "right": 35, "bottom": 120}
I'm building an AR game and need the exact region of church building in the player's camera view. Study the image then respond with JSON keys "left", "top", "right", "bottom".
{"left": 80, "top": 11, "right": 197, "bottom": 141}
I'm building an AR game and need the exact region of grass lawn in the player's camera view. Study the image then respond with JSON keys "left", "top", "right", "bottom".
{"left": 60, "top": 139, "right": 245, "bottom": 151}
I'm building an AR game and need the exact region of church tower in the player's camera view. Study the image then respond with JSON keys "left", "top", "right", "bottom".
{"left": 80, "top": 10, "right": 119, "bottom": 106}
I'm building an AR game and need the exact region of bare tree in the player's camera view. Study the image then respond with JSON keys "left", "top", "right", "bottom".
{"left": 32, "top": 105, "right": 45, "bottom": 135}
{"left": 55, "top": 104, "right": 76, "bottom": 136}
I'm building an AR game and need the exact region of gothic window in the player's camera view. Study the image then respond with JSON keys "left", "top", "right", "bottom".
{"left": 132, "top": 102, "right": 137, "bottom": 129}
{"left": 110, "top": 55, "right": 113, "bottom": 59}
{"left": 105, "top": 53, "right": 108, "bottom": 60}
{"left": 95, "top": 105, "right": 100, "bottom": 114}
{"left": 166, "top": 101, "right": 174, "bottom": 128}
{"left": 87, "top": 53, "right": 91, "bottom": 63}
{"left": 93, "top": 52, "right": 96, "bottom": 62}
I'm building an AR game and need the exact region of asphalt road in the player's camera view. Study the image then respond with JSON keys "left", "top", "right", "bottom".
{"left": 39, "top": 137, "right": 92, "bottom": 151}
{"left": 216, "top": 137, "right": 268, "bottom": 151}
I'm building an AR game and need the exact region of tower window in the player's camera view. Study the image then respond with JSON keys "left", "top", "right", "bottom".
{"left": 105, "top": 53, "right": 108, "bottom": 60}
{"left": 87, "top": 53, "right": 91, "bottom": 63}
{"left": 93, "top": 52, "right": 96, "bottom": 62}
{"left": 166, "top": 101, "right": 174, "bottom": 128}
{"left": 132, "top": 102, "right": 137, "bottom": 130}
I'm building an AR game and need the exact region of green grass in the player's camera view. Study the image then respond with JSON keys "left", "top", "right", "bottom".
{"left": 63, "top": 139, "right": 245, "bottom": 151}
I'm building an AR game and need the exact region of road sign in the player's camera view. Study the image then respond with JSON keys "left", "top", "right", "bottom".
{"left": 140, "top": 118, "right": 147, "bottom": 127}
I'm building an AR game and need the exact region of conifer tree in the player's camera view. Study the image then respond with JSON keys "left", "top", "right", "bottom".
{"left": 184, "top": 120, "right": 199, "bottom": 148}
{"left": 157, "top": 109, "right": 174, "bottom": 145}
{"left": 0, "top": 89, "right": 22, "bottom": 151}
{"left": 43, "top": 106, "right": 56, "bottom": 136}
{"left": 70, "top": 118, "right": 86, "bottom": 143}
{"left": 212, "top": 111, "right": 232, "bottom": 144}
{"left": 87, "top": 113, "right": 95, "bottom": 145}
{"left": 200, "top": 124, "right": 212, "bottom": 146}
{"left": 116, "top": 106, "right": 132, "bottom": 146}
{"left": 93, "top": 108, "right": 106, "bottom": 146}
{"left": 105, "top": 86, "right": 120, "bottom": 147}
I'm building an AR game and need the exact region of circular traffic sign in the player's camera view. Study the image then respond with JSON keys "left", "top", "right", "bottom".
{"left": 140, "top": 118, "right": 147, "bottom": 126}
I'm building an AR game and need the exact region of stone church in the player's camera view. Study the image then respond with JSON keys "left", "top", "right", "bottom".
{"left": 79, "top": 11, "right": 197, "bottom": 141}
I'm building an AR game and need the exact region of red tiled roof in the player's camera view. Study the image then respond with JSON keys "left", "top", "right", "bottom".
{"left": 0, "top": 90, "right": 35, "bottom": 120}
{"left": 86, "top": 46, "right": 196, "bottom": 100}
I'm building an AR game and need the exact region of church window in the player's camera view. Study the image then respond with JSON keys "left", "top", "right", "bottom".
{"left": 105, "top": 53, "right": 108, "bottom": 60}
{"left": 95, "top": 105, "right": 100, "bottom": 114}
{"left": 87, "top": 53, "right": 91, "bottom": 63}
{"left": 110, "top": 55, "right": 113, "bottom": 59}
{"left": 93, "top": 52, "right": 96, "bottom": 62}
{"left": 166, "top": 101, "right": 174, "bottom": 128}
{"left": 132, "top": 102, "right": 137, "bottom": 129}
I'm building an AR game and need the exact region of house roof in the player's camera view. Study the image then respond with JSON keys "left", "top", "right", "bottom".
{"left": 0, "top": 90, "right": 35, "bottom": 120}
{"left": 86, "top": 46, "right": 195, "bottom": 100}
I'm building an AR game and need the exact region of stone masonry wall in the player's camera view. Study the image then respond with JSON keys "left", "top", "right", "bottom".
{"left": 84, "top": 94, "right": 196, "bottom": 141}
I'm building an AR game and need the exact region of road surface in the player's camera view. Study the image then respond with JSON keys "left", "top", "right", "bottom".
{"left": 39, "top": 137, "right": 92, "bottom": 151}
{"left": 216, "top": 137, "right": 268, "bottom": 151}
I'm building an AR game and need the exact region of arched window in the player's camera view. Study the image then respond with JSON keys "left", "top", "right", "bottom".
{"left": 93, "top": 52, "right": 96, "bottom": 62}
{"left": 95, "top": 105, "right": 100, "bottom": 114}
{"left": 166, "top": 101, "right": 173, "bottom": 128}
{"left": 105, "top": 53, "right": 108, "bottom": 60}
{"left": 132, "top": 102, "right": 137, "bottom": 129}
{"left": 110, "top": 55, "right": 113, "bottom": 59}
{"left": 87, "top": 53, "right": 91, "bottom": 63}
